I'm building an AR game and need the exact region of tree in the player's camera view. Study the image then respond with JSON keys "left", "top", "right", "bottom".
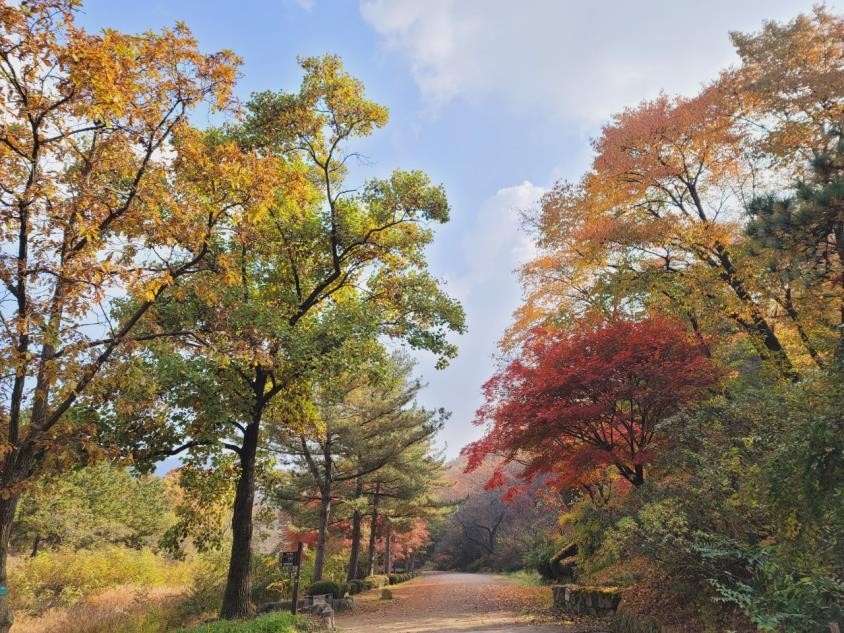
{"left": 110, "top": 56, "right": 464, "bottom": 618}
{"left": 465, "top": 317, "right": 719, "bottom": 490}
{"left": 12, "top": 462, "right": 171, "bottom": 556}
{"left": 275, "top": 354, "right": 444, "bottom": 581}
{"left": 0, "top": 3, "right": 242, "bottom": 630}
{"left": 513, "top": 9, "right": 844, "bottom": 378}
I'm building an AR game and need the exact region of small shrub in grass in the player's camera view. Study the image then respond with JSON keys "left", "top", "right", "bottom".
{"left": 348, "top": 580, "right": 364, "bottom": 594}
{"left": 608, "top": 612, "right": 662, "bottom": 633}
{"left": 304, "top": 580, "right": 346, "bottom": 599}
{"left": 176, "top": 612, "right": 307, "bottom": 632}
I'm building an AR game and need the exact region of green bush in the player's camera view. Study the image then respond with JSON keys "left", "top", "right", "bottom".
{"left": 348, "top": 579, "right": 365, "bottom": 594}
{"left": 176, "top": 612, "right": 306, "bottom": 632}
{"left": 386, "top": 572, "right": 416, "bottom": 584}
{"left": 363, "top": 574, "right": 389, "bottom": 588}
{"left": 304, "top": 579, "right": 346, "bottom": 599}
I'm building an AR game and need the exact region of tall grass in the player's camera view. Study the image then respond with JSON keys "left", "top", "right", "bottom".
{"left": 11, "top": 546, "right": 196, "bottom": 614}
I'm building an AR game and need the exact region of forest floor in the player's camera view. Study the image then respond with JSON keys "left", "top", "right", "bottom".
{"left": 335, "top": 572, "right": 608, "bottom": 633}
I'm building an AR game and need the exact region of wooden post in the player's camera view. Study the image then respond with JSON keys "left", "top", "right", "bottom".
{"left": 291, "top": 542, "right": 304, "bottom": 615}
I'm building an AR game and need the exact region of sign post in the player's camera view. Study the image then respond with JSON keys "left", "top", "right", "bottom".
{"left": 281, "top": 542, "right": 304, "bottom": 615}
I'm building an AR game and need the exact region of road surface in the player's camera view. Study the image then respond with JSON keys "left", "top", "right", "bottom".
{"left": 335, "top": 572, "right": 587, "bottom": 633}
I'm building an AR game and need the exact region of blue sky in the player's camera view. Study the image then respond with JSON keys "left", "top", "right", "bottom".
{"left": 79, "top": 0, "right": 834, "bottom": 458}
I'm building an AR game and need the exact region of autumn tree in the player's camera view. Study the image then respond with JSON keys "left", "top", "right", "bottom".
{"left": 109, "top": 56, "right": 464, "bottom": 618}
{"left": 465, "top": 317, "right": 719, "bottom": 491}
{"left": 0, "top": 2, "right": 245, "bottom": 629}
{"left": 514, "top": 9, "right": 844, "bottom": 377}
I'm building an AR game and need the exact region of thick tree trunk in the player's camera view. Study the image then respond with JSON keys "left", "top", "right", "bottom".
{"left": 220, "top": 419, "right": 260, "bottom": 619}
{"left": 383, "top": 519, "right": 392, "bottom": 574}
{"left": 312, "top": 481, "right": 332, "bottom": 582}
{"left": 0, "top": 496, "right": 20, "bottom": 633}
{"left": 346, "top": 480, "right": 364, "bottom": 582}
{"left": 365, "top": 484, "right": 380, "bottom": 576}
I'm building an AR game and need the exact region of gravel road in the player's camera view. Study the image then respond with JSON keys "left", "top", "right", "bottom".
{"left": 335, "top": 572, "right": 569, "bottom": 633}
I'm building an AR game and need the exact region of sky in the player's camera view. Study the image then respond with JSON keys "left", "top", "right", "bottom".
{"left": 78, "top": 0, "right": 834, "bottom": 459}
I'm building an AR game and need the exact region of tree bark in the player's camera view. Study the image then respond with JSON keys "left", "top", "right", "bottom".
{"left": 220, "top": 418, "right": 261, "bottom": 619}
{"left": 365, "top": 483, "right": 380, "bottom": 576}
{"left": 384, "top": 519, "right": 392, "bottom": 574}
{"left": 346, "top": 480, "right": 364, "bottom": 582}
{"left": 312, "top": 479, "right": 332, "bottom": 582}
{"left": 30, "top": 534, "right": 40, "bottom": 558}
{"left": 0, "top": 496, "right": 20, "bottom": 633}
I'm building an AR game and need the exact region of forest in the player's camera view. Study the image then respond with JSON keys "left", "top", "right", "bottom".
{"left": 0, "top": 2, "right": 842, "bottom": 633}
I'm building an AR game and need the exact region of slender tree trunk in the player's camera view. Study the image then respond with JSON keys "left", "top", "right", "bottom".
{"left": 0, "top": 496, "right": 20, "bottom": 633}
{"left": 409, "top": 551, "right": 416, "bottom": 574}
{"left": 30, "top": 534, "right": 40, "bottom": 558}
{"left": 346, "top": 480, "right": 364, "bottom": 582}
{"left": 312, "top": 479, "right": 332, "bottom": 582}
{"left": 221, "top": 418, "right": 261, "bottom": 619}
{"left": 384, "top": 519, "right": 392, "bottom": 574}
{"left": 365, "top": 483, "right": 380, "bottom": 576}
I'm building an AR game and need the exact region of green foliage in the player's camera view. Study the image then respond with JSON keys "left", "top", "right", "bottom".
{"left": 363, "top": 575, "right": 389, "bottom": 588}
{"left": 304, "top": 580, "right": 346, "bottom": 599}
{"left": 175, "top": 612, "right": 307, "bottom": 633}
{"left": 386, "top": 572, "right": 417, "bottom": 584}
{"left": 13, "top": 462, "right": 172, "bottom": 553}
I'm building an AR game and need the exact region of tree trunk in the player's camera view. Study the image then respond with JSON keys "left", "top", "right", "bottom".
{"left": 0, "top": 496, "right": 20, "bottom": 633}
{"left": 30, "top": 533, "right": 40, "bottom": 558}
{"left": 346, "top": 480, "right": 364, "bottom": 582}
{"left": 365, "top": 484, "right": 380, "bottom": 576}
{"left": 384, "top": 519, "right": 392, "bottom": 574}
{"left": 220, "top": 419, "right": 261, "bottom": 619}
{"left": 312, "top": 480, "right": 332, "bottom": 582}
{"left": 409, "top": 551, "right": 416, "bottom": 574}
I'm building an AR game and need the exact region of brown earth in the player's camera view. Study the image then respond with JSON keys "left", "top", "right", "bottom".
{"left": 335, "top": 572, "right": 607, "bottom": 633}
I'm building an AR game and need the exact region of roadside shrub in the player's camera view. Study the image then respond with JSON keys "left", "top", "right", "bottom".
{"left": 304, "top": 580, "right": 346, "bottom": 599}
{"left": 348, "top": 579, "right": 365, "bottom": 594}
{"left": 386, "top": 572, "right": 416, "bottom": 584}
{"left": 363, "top": 574, "right": 389, "bottom": 588}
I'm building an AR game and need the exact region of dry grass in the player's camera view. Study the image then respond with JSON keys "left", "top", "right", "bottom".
{"left": 12, "top": 585, "right": 188, "bottom": 633}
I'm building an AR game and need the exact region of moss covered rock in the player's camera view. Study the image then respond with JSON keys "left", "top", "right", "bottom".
{"left": 552, "top": 584, "right": 621, "bottom": 615}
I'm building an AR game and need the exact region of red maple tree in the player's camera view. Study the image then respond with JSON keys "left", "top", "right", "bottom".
{"left": 464, "top": 317, "right": 720, "bottom": 492}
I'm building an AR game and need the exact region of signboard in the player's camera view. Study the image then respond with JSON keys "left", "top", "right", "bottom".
{"left": 280, "top": 550, "right": 300, "bottom": 569}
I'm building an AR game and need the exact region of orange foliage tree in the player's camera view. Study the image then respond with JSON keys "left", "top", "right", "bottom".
{"left": 0, "top": 2, "right": 247, "bottom": 629}
{"left": 514, "top": 8, "right": 844, "bottom": 377}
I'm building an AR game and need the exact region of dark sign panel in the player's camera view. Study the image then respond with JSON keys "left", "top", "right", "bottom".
{"left": 280, "top": 551, "right": 299, "bottom": 568}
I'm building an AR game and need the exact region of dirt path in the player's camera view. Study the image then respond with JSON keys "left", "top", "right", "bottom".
{"left": 335, "top": 572, "right": 573, "bottom": 633}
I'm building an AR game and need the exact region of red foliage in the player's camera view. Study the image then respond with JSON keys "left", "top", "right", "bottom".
{"left": 463, "top": 316, "right": 719, "bottom": 489}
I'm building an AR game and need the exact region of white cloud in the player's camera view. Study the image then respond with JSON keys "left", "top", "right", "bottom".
{"left": 413, "top": 181, "right": 545, "bottom": 455}
{"left": 360, "top": 0, "right": 825, "bottom": 124}
{"left": 294, "top": 0, "right": 315, "bottom": 12}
